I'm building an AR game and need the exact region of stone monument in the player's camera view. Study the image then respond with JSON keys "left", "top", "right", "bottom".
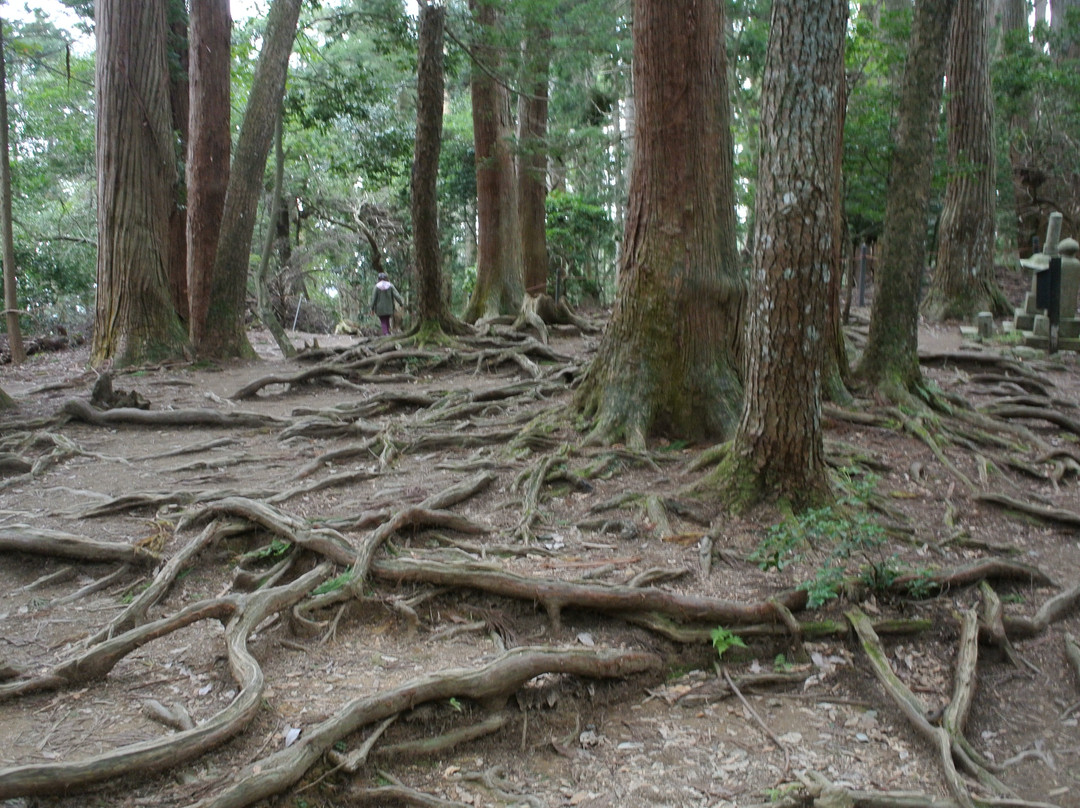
{"left": 1014, "top": 211, "right": 1080, "bottom": 351}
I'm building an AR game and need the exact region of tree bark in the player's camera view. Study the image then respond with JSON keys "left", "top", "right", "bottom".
{"left": 411, "top": 1, "right": 455, "bottom": 331}
{"left": 0, "top": 19, "right": 25, "bottom": 364}
{"left": 859, "top": 0, "right": 956, "bottom": 395}
{"left": 716, "top": 0, "right": 847, "bottom": 510}
{"left": 463, "top": 0, "right": 524, "bottom": 322}
{"left": 166, "top": 4, "right": 190, "bottom": 323}
{"left": 199, "top": 0, "right": 302, "bottom": 358}
{"left": 921, "top": 0, "right": 1007, "bottom": 321}
{"left": 518, "top": 22, "right": 550, "bottom": 298}
{"left": 91, "top": 0, "right": 189, "bottom": 367}
{"left": 187, "top": 0, "right": 232, "bottom": 348}
{"left": 573, "top": 0, "right": 744, "bottom": 448}
{"left": 255, "top": 112, "right": 296, "bottom": 358}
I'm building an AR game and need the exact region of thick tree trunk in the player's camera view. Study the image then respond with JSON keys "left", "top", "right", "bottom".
{"left": 518, "top": 24, "right": 550, "bottom": 298}
{"left": 0, "top": 21, "right": 25, "bottom": 364}
{"left": 463, "top": 0, "right": 523, "bottom": 322}
{"left": 411, "top": 2, "right": 453, "bottom": 329}
{"left": 717, "top": 0, "right": 847, "bottom": 510}
{"left": 574, "top": 0, "right": 744, "bottom": 449}
{"left": 922, "top": 0, "right": 1007, "bottom": 321}
{"left": 187, "top": 0, "right": 231, "bottom": 348}
{"left": 92, "top": 0, "right": 189, "bottom": 367}
{"left": 199, "top": 0, "right": 302, "bottom": 359}
{"left": 859, "top": 0, "right": 956, "bottom": 395}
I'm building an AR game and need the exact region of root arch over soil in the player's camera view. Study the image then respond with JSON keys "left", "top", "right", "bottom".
{"left": 0, "top": 324, "right": 1079, "bottom": 807}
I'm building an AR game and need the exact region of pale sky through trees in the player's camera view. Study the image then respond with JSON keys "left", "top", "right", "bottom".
{"left": 3, "top": 0, "right": 263, "bottom": 27}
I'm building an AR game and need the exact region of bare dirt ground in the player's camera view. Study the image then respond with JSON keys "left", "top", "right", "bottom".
{"left": 1, "top": 305, "right": 1079, "bottom": 808}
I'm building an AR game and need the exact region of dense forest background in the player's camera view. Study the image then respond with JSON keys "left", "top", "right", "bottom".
{"left": 0, "top": 0, "right": 1076, "bottom": 345}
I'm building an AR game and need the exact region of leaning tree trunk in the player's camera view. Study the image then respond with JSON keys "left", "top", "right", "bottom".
{"left": 573, "top": 0, "right": 744, "bottom": 449}
{"left": 518, "top": 22, "right": 550, "bottom": 300}
{"left": 858, "top": 0, "right": 957, "bottom": 398}
{"left": 712, "top": 0, "right": 847, "bottom": 511}
{"left": 922, "top": 0, "right": 1008, "bottom": 321}
{"left": 198, "top": 0, "right": 302, "bottom": 359}
{"left": 91, "top": 0, "right": 189, "bottom": 367}
{"left": 186, "top": 0, "right": 231, "bottom": 349}
{"left": 463, "top": 0, "right": 524, "bottom": 322}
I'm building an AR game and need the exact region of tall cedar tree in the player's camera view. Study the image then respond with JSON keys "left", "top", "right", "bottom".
{"left": 463, "top": 0, "right": 524, "bottom": 322}
{"left": 574, "top": 0, "right": 744, "bottom": 449}
{"left": 166, "top": 5, "right": 190, "bottom": 322}
{"left": 858, "top": 0, "right": 957, "bottom": 396}
{"left": 518, "top": 20, "right": 550, "bottom": 298}
{"left": 92, "top": 0, "right": 189, "bottom": 366}
{"left": 198, "top": 0, "right": 302, "bottom": 358}
{"left": 922, "top": 0, "right": 1008, "bottom": 320}
{"left": 713, "top": 0, "right": 847, "bottom": 510}
{"left": 187, "top": 0, "right": 231, "bottom": 348}
{"left": 412, "top": 1, "right": 461, "bottom": 333}
{"left": 0, "top": 17, "right": 25, "bottom": 364}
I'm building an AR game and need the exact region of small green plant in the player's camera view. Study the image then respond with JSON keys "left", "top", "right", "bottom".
{"left": 1001, "top": 592, "right": 1026, "bottom": 604}
{"left": 710, "top": 627, "right": 747, "bottom": 659}
{"left": 905, "top": 568, "right": 938, "bottom": 599}
{"left": 773, "top": 653, "right": 793, "bottom": 672}
{"left": 753, "top": 472, "right": 896, "bottom": 608}
{"left": 245, "top": 538, "right": 292, "bottom": 562}
{"left": 448, "top": 697, "right": 463, "bottom": 712}
{"left": 333, "top": 740, "right": 347, "bottom": 753}
{"left": 312, "top": 570, "right": 354, "bottom": 596}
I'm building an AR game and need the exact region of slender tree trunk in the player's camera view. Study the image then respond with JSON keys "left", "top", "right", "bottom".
{"left": 463, "top": 0, "right": 523, "bottom": 322}
{"left": 255, "top": 112, "right": 296, "bottom": 357}
{"left": 859, "top": 0, "right": 956, "bottom": 395}
{"left": 412, "top": 2, "right": 459, "bottom": 332}
{"left": 187, "top": 0, "right": 231, "bottom": 348}
{"left": 166, "top": 4, "right": 189, "bottom": 323}
{"left": 922, "top": 0, "right": 1008, "bottom": 320}
{"left": 518, "top": 23, "right": 550, "bottom": 299}
{"left": 92, "top": 0, "right": 189, "bottom": 367}
{"left": 199, "top": 0, "right": 302, "bottom": 358}
{"left": 716, "top": 0, "right": 847, "bottom": 510}
{"left": 0, "top": 20, "right": 25, "bottom": 364}
{"left": 574, "top": 0, "right": 744, "bottom": 449}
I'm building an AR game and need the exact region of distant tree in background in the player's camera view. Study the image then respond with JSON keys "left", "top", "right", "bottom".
{"left": 463, "top": 0, "right": 523, "bottom": 322}
{"left": 922, "top": 0, "right": 1009, "bottom": 320}
{"left": 859, "top": 0, "right": 957, "bottom": 398}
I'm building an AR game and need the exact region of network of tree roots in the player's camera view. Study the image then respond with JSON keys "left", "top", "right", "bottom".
{"left": 1, "top": 313, "right": 1079, "bottom": 808}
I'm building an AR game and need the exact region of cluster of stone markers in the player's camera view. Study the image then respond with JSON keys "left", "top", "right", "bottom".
{"left": 1011, "top": 211, "right": 1080, "bottom": 352}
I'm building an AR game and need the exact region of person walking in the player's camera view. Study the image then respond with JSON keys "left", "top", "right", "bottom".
{"left": 370, "top": 272, "right": 404, "bottom": 335}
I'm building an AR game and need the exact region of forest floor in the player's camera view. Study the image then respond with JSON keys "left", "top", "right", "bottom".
{"left": 0, "top": 295, "right": 1079, "bottom": 808}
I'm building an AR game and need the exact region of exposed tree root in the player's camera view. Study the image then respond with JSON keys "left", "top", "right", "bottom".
{"left": 847, "top": 607, "right": 1006, "bottom": 808}
{"left": 192, "top": 646, "right": 660, "bottom": 808}
{"left": 0, "top": 564, "right": 331, "bottom": 799}
{"left": 0, "top": 525, "right": 160, "bottom": 565}
{"left": 1001, "top": 582, "right": 1080, "bottom": 639}
{"left": 0, "top": 596, "right": 239, "bottom": 701}
{"left": 84, "top": 520, "right": 250, "bottom": 645}
{"left": 371, "top": 557, "right": 806, "bottom": 629}
{"left": 60, "top": 397, "right": 284, "bottom": 429}
{"left": 889, "top": 558, "right": 1055, "bottom": 596}
{"left": 976, "top": 492, "right": 1080, "bottom": 529}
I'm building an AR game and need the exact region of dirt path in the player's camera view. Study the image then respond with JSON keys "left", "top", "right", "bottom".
{"left": 0, "top": 318, "right": 1078, "bottom": 808}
